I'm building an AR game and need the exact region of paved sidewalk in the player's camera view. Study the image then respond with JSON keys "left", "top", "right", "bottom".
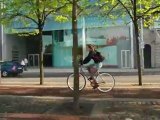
{"left": 0, "top": 84, "right": 160, "bottom": 120}
{"left": 0, "top": 96, "right": 160, "bottom": 120}
{"left": 1, "top": 75, "right": 160, "bottom": 88}
{"left": 0, "top": 74, "right": 160, "bottom": 120}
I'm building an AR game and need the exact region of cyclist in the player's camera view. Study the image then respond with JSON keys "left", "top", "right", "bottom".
{"left": 80, "top": 44, "right": 103, "bottom": 89}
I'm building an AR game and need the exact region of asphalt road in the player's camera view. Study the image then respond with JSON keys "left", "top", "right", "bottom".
{"left": 1, "top": 74, "right": 160, "bottom": 88}
{"left": 1, "top": 67, "right": 160, "bottom": 78}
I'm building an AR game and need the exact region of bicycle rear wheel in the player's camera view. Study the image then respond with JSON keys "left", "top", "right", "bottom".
{"left": 67, "top": 73, "right": 86, "bottom": 91}
{"left": 96, "top": 73, "right": 115, "bottom": 93}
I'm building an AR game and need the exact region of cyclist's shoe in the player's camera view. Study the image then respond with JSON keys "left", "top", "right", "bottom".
{"left": 88, "top": 77, "right": 93, "bottom": 80}
{"left": 92, "top": 83, "right": 99, "bottom": 89}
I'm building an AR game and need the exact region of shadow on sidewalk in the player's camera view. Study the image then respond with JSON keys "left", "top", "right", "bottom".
{"left": 0, "top": 86, "right": 160, "bottom": 99}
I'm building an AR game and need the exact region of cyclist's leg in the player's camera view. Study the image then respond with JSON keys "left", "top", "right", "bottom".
{"left": 87, "top": 64, "right": 95, "bottom": 79}
{"left": 92, "top": 62, "right": 103, "bottom": 89}
{"left": 87, "top": 63, "right": 102, "bottom": 77}
{"left": 88, "top": 63, "right": 101, "bottom": 89}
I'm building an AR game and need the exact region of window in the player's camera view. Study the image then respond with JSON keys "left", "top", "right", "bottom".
{"left": 55, "top": 30, "right": 64, "bottom": 42}
{"left": 12, "top": 46, "right": 19, "bottom": 61}
{"left": 121, "top": 50, "right": 130, "bottom": 68}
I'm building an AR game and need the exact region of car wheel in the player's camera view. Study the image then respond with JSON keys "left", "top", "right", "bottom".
{"left": 2, "top": 71, "right": 8, "bottom": 77}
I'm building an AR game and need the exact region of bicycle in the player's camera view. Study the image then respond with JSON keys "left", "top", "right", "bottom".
{"left": 67, "top": 64, "right": 115, "bottom": 93}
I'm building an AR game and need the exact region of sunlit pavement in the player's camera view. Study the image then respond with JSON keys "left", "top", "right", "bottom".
{"left": 0, "top": 72, "right": 160, "bottom": 119}
{"left": 0, "top": 96, "right": 159, "bottom": 120}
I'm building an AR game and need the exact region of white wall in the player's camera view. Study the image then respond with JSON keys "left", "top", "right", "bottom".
{"left": 5, "top": 35, "right": 26, "bottom": 62}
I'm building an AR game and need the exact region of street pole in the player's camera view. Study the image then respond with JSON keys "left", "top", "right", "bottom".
{"left": 130, "top": 20, "right": 134, "bottom": 68}
{"left": 82, "top": 17, "right": 86, "bottom": 59}
{"left": 0, "top": 1, "right": 4, "bottom": 61}
{"left": 0, "top": 1, "right": 3, "bottom": 84}
{"left": 140, "top": 0, "right": 144, "bottom": 72}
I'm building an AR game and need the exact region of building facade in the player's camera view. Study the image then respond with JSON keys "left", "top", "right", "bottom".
{"left": 0, "top": 17, "right": 160, "bottom": 68}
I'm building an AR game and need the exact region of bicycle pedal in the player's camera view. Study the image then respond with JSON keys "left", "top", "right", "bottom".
{"left": 92, "top": 84, "right": 99, "bottom": 89}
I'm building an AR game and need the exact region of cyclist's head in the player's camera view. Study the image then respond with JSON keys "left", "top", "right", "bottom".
{"left": 87, "top": 44, "right": 95, "bottom": 51}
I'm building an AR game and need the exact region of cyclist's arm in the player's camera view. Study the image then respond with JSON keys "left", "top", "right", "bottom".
{"left": 83, "top": 52, "right": 92, "bottom": 64}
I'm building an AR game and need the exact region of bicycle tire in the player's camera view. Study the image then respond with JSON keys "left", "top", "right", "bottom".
{"left": 96, "top": 73, "right": 115, "bottom": 93}
{"left": 67, "top": 73, "right": 86, "bottom": 91}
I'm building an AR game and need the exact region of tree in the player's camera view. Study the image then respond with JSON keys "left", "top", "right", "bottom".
{"left": 98, "top": 0, "right": 160, "bottom": 85}
{"left": 72, "top": 0, "right": 79, "bottom": 111}
{"left": 0, "top": 0, "right": 95, "bottom": 111}
{"left": 70, "top": 0, "right": 96, "bottom": 112}
{"left": 0, "top": 0, "right": 69, "bottom": 85}
{"left": 117, "top": 0, "right": 160, "bottom": 85}
{"left": 62, "top": 0, "right": 103, "bottom": 111}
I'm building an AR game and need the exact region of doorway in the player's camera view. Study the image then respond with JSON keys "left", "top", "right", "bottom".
{"left": 143, "top": 44, "right": 151, "bottom": 68}
{"left": 28, "top": 54, "right": 39, "bottom": 67}
{"left": 44, "top": 53, "right": 52, "bottom": 67}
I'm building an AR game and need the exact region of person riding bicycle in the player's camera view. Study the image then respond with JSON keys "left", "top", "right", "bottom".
{"left": 80, "top": 44, "right": 104, "bottom": 89}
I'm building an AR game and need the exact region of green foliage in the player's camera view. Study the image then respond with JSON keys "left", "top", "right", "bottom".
{"left": 95, "top": 0, "right": 160, "bottom": 27}
{"left": 116, "top": 0, "right": 160, "bottom": 27}
{"left": 0, "top": 0, "right": 70, "bottom": 33}
{"left": 54, "top": 15, "right": 68, "bottom": 22}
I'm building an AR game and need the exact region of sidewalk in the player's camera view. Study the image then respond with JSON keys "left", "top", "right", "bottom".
{"left": 0, "top": 82, "right": 160, "bottom": 120}
{"left": 1, "top": 75, "right": 160, "bottom": 88}
{"left": 0, "top": 74, "right": 160, "bottom": 119}
{"left": 0, "top": 95, "right": 160, "bottom": 120}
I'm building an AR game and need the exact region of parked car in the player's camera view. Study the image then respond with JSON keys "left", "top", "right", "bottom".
{"left": 1, "top": 61, "right": 23, "bottom": 77}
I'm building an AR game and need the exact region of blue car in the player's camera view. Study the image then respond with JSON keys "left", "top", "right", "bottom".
{"left": 0, "top": 61, "right": 23, "bottom": 77}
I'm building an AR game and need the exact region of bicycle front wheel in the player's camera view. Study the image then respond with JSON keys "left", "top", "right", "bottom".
{"left": 67, "top": 73, "right": 86, "bottom": 91}
{"left": 96, "top": 73, "right": 115, "bottom": 93}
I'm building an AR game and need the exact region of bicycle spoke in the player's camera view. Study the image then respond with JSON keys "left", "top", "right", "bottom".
{"left": 96, "top": 73, "right": 115, "bottom": 92}
{"left": 67, "top": 73, "right": 86, "bottom": 91}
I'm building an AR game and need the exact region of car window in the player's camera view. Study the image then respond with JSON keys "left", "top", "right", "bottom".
{"left": 0, "top": 61, "right": 4, "bottom": 65}
{"left": 13, "top": 62, "right": 20, "bottom": 65}
{"left": 3, "top": 62, "right": 14, "bottom": 66}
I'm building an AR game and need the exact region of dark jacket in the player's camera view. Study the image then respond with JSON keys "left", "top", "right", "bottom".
{"left": 83, "top": 51, "right": 99, "bottom": 64}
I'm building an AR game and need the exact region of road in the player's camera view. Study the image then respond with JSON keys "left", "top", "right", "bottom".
{"left": 2, "top": 67, "right": 159, "bottom": 78}
{"left": 1, "top": 73, "right": 160, "bottom": 88}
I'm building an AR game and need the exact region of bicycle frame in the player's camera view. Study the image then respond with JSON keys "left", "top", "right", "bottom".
{"left": 67, "top": 64, "right": 115, "bottom": 92}
{"left": 79, "top": 65, "right": 99, "bottom": 80}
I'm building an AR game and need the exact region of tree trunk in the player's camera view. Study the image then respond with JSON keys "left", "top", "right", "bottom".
{"left": 72, "top": 0, "right": 80, "bottom": 111}
{"left": 134, "top": 22, "right": 142, "bottom": 85}
{"left": 133, "top": 0, "right": 142, "bottom": 85}
{"left": 39, "top": 29, "right": 44, "bottom": 85}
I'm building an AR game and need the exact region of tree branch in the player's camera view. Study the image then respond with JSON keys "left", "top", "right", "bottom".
{"left": 105, "top": 2, "right": 119, "bottom": 16}
{"left": 130, "top": 0, "right": 133, "bottom": 6}
{"left": 4, "top": 12, "right": 39, "bottom": 25}
{"left": 117, "top": 0, "right": 134, "bottom": 21}
{"left": 44, "top": 1, "right": 70, "bottom": 20}
{"left": 137, "top": 5, "right": 160, "bottom": 20}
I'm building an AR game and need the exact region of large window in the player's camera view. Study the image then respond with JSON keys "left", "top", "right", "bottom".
{"left": 43, "top": 35, "right": 52, "bottom": 53}
{"left": 42, "top": 35, "right": 53, "bottom": 66}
